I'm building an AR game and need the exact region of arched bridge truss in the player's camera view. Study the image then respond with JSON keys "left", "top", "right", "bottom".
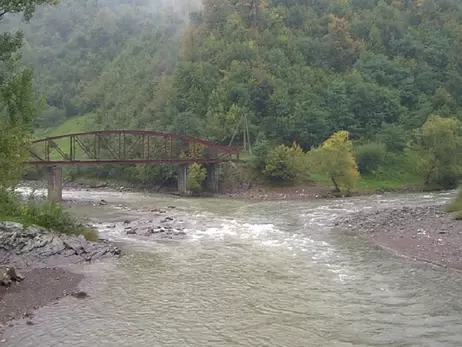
{"left": 27, "top": 130, "right": 239, "bottom": 165}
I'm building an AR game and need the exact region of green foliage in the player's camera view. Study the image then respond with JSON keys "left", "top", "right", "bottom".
{"left": 311, "top": 131, "right": 360, "bottom": 192}
{"left": 263, "top": 142, "right": 308, "bottom": 184}
{"left": 251, "top": 139, "right": 272, "bottom": 171}
{"left": 408, "top": 115, "right": 462, "bottom": 189}
{"left": 354, "top": 142, "right": 387, "bottom": 174}
{"left": 375, "top": 124, "right": 407, "bottom": 153}
{"left": 5, "top": 0, "right": 462, "bottom": 192}
{"left": 187, "top": 163, "right": 206, "bottom": 194}
{"left": 5, "top": 0, "right": 462, "bottom": 149}
{"left": 0, "top": 0, "right": 57, "bottom": 187}
{"left": 0, "top": 189, "right": 97, "bottom": 240}
{"left": 0, "top": 0, "right": 59, "bottom": 21}
{"left": 447, "top": 189, "right": 462, "bottom": 213}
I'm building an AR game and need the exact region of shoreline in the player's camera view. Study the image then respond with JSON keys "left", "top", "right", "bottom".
{"left": 20, "top": 178, "right": 424, "bottom": 202}
{"left": 334, "top": 204, "right": 462, "bottom": 271}
{"left": 0, "top": 267, "right": 83, "bottom": 337}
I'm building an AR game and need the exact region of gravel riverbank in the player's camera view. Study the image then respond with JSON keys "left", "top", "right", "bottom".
{"left": 0, "top": 221, "right": 121, "bottom": 338}
{"left": 0, "top": 267, "right": 83, "bottom": 332}
{"left": 334, "top": 204, "right": 462, "bottom": 270}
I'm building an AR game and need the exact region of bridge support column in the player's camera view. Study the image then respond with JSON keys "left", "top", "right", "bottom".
{"left": 205, "top": 163, "right": 218, "bottom": 193}
{"left": 177, "top": 164, "right": 188, "bottom": 194}
{"left": 47, "top": 166, "right": 62, "bottom": 203}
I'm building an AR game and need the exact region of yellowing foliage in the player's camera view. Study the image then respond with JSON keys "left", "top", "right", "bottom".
{"left": 311, "top": 131, "right": 359, "bottom": 192}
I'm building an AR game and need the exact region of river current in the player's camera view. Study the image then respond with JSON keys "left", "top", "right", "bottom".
{"left": 4, "top": 189, "right": 462, "bottom": 347}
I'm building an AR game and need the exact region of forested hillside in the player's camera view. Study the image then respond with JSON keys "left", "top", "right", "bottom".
{"left": 1, "top": 0, "right": 188, "bottom": 127}
{"left": 6, "top": 0, "right": 462, "bottom": 190}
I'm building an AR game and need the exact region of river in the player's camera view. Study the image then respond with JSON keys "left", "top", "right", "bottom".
{"left": 4, "top": 188, "right": 462, "bottom": 346}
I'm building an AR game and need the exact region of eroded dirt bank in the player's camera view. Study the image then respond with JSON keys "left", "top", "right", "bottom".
{"left": 334, "top": 204, "right": 462, "bottom": 270}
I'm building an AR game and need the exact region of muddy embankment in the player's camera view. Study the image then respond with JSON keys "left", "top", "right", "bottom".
{"left": 334, "top": 204, "right": 462, "bottom": 270}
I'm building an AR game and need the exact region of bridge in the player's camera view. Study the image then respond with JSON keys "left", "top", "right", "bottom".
{"left": 27, "top": 130, "right": 239, "bottom": 201}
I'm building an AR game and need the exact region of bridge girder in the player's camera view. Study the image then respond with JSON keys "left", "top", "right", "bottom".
{"left": 27, "top": 130, "right": 239, "bottom": 165}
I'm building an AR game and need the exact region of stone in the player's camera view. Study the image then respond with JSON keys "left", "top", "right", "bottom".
{"left": 0, "top": 221, "right": 121, "bottom": 267}
{"left": 6, "top": 267, "right": 24, "bottom": 281}
{"left": 0, "top": 272, "right": 11, "bottom": 286}
{"left": 71, "top": 291, "right": 89, "bottom": 299}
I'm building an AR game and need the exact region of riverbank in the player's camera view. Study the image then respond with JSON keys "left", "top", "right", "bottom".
{"left": 0, "top": 220, "right": 122, "bottom": 338}
{"left": 20, "top": 178, "right": 424, "bottom": 202}
{"left": 0, "top": 268, "right": 83, "bottom": 332}
{"left": 334, "top": 204, "right": 462, "bottom": 271}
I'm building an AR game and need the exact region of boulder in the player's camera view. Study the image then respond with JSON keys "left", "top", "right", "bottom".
{"left": 0, "top": 222, "right": 121, "bottom": 268}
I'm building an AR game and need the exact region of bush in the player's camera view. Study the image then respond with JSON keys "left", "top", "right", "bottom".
{"left": 447, "top": 189, "right": 462, "bottom": 213}
{"left": 187, "top": 163, "right": 206, "bottom": 194}
{"left": 263, "top": 142, "right": 308, "bottom": 184}
{"left": 251, "top": 139, "right": 272, "bottom": 171}
{"left": 355, "top": 142, "right": 387, "bottom": 174}
{"left": 0, "top": 189, "right": 98, "bottom": 241}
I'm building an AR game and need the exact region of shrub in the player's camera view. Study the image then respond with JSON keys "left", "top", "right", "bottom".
{"left": 447, "top": 189, "right": 462, "bottom": 213}
{"left": 0, "top": 190, "right": 98, "bottom": 241}
{"left": 355, "top": 142, "right": 387, "bottom": 174}
{"left": 251, "top": 139, "right": 272, "bottom": 171}
{"left": 187, "top": 163, "right": 206, "bottom": 194}
{"left": 263, "top": 142, "right": 308, "bottom": 184}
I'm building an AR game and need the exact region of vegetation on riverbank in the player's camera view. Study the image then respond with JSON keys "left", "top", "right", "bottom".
{"left": 0, "top": 189, "right": 98, "bottom": 241}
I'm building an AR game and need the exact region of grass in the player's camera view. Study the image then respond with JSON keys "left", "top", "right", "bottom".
{"left": 236, "top": 151, "right": 423, "bottom": 193}
{"left": 0, "top": 188, "right": 98, "bottom": 241}
{"left": 354, "top": 153, "right": 422, "bottom": 192}
{"left": 32, "top": 114, "right": 94, "bottom": 160}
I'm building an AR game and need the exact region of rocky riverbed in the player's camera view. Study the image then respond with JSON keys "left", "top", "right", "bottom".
{"left": 0, "top": 222, "right": 121, "bottom": 268}
{"left": 0, "top": 221, "right": 122, "bottom": 336}
{"left": 334, "top": 204, "right": 462, "bottom": 270}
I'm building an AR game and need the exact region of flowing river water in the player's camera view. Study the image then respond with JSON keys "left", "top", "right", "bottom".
{"left": 4, "top": 188, "right": 462, "bottom": 346}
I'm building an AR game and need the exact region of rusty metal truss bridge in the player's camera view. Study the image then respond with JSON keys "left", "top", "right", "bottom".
{"left": 27, "top": 130, "right": 239, "bottom": 165}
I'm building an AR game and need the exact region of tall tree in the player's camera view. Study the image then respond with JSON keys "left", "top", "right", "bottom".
{"left": 0, "top": 0, "right": 58, "bottom": 186}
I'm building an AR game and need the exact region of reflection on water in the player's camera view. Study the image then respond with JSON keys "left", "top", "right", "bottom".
{"left": 4, "top": 189, "right": 462, "bottom": 347}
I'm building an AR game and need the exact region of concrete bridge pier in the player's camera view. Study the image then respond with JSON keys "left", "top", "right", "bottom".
{"left": 205, "top": 163, "right": 218, "bottom": 193}
{"left": 177, "top": 163, "right": 188, "bottom": 194}
{"left": 47, "top": 165, "right": 62, "bottom": 202}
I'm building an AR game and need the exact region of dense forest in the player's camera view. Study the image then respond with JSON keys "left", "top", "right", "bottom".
{"left": 3, "top": 0, "right": 462, "bottom": 191}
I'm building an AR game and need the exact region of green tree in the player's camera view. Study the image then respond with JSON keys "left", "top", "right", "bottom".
{"left": 311, "top": 131, "right": 360, "bottom": 192}
{"left": 355, "top": 142, "right": 386, "bottom": 174}
{"left": 0, "top": 0, "right": 58, "bottom": 186}
{"left": 408, "top": 115, "right": 462, "bottom": 189}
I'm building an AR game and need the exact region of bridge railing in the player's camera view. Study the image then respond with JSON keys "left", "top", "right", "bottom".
{"left": 27, "top": 130, "right": 239, "bottom": 165}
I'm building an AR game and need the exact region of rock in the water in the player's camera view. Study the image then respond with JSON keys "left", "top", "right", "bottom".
{"left": 125, "top": 228, "right": 137, "bottom": 235}
{"left": 0, "top": 271, "right": 12, "bottom": 286}
{"left": 71, "top": 291, "right": 89, "bottom": 299}
{"left": 0, "top": 222, "right": 121, "bottom": 268}
{"left": 6, "top": 266, "right": 24, "bottom": 281}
